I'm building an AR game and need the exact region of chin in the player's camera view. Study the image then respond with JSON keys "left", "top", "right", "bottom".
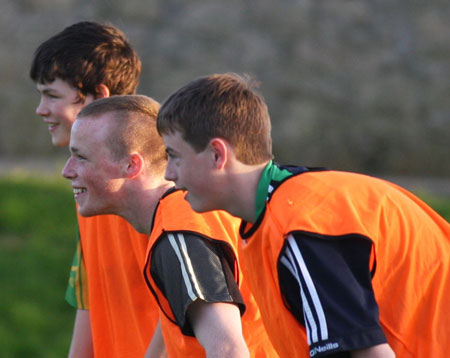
{"left": 52, "top": 139, "right": 69, "bottom": 147}
{"left": 77, "top": 206, "right": 98, "bottom": 218}
{"left": 185, "top": 194, "right": 213, "bottom": 213}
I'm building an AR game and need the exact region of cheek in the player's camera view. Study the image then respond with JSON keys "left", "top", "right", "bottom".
{"left": 83, "top": 167, "right": 107, "bottom": 188}
{"left": 87, "top": 177, "right": 112, "bottom": 201}
{"left": 61, "top": 103, "right": 82, "bottom": 124}
{"left": 180, "top": 163, "right": 194, "bottom": 181}
{"left": 93, "top": 166, "right": 124, "bottom": 195}
{"left": 63, "top": 110, "right": 78, "bottom": 127}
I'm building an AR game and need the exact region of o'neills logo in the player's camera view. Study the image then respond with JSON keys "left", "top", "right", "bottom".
{"left": 310, "top": 342, "right": 339, "bottom": 356}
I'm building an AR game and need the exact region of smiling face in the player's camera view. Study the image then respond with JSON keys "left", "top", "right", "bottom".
{"left": 62, "top": 115, "right": 126, "bottom": 217}
{"left": 35, "top": 78, "right": 95, "bottom": 147}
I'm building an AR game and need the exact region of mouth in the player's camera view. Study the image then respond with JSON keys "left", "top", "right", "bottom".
{"left": 174, "top": 184, "right": 187, "bottom": 191}
{"left": 73, "top": 187, "right": 87, "bottom": 199}
{"left": 44, "top": 121, "right": 59, "bottom": 132}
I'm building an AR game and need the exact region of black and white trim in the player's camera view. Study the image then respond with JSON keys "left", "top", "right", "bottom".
{"left": 167, "top": 232, "right": 205, "bottom": 301}
{"left": 280, "top": 234, "right": 329, "bottom": 345}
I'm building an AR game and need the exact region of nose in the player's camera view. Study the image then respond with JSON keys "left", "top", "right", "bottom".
{"left": 164, "top": 161, "right": 177, "bottom": 183}
{"left": 36, "top": 98, "right": 49, "bottom": 117}
{"left": 62, "top": 157, "right": 76, "bottom": 180}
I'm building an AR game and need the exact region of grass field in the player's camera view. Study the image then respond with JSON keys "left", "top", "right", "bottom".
{"left": 0, "top": 173, "right": 449, "bottom": 357}
{"left": 0, "top": 174, "right": 76, "bottom": 358}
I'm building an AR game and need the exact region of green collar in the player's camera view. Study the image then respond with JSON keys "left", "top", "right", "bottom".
{"left": 255, "top": 161, "right": 292, "bottom": 219}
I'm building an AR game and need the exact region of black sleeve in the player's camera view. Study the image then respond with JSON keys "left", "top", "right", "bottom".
{"left": 150, "top": 232, "right": 245, "bottom": 336}
{"left": 277, "top": 231, "right": 387, "bottom": 357}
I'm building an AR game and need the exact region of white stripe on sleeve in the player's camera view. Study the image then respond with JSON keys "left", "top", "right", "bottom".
{"left": 177, "top": 233, "right": 205, "bottom": 300}
{"left": 281, "top": 249, "right": 317, "bottom": 344}
{"left": 286, "top": 234, "right": 329, "bottom": 341}
{"left": 167, "top": 233, "right": 202, "bottom": 301}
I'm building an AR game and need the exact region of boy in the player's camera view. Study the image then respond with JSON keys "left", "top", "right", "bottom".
{"left": 156, "top": 72, "right": 450, "bottom": 357}
{"left": 30, "top": 21, "right": 159, "bottom": 357}
{"left": 62, "top": 95, "right": 278, "bottom": 357}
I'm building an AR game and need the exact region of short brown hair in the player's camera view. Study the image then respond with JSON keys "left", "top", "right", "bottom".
{"left": 30, "top": 21, "right": 141, "bottom": 101}
{"left": 157, "top": 73, "right": 273, "bottom": 165}
{"left": 78, "top": 95, "right": 166, "bottom": 170}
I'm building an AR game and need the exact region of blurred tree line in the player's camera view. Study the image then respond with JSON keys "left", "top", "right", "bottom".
{"left": 0, "top": 0, "right": 449, "bottom": 176}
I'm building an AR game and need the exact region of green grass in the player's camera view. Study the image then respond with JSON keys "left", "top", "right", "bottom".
{"left": 418, "top": 194, "right": 450, "bottom": 222}
{"left": 0, "top": 173, "right": 449, "bottom": 357}
{"left": 0, "top": 174, "right": 77, "bottom": 358}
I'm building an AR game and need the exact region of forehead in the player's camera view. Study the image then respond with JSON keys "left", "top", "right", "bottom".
{"left": 71, "top": 117, "right": 111, "bottom": 147}
{"left": 36, "top": 78, "right": 76, "bottom": 93}
{"left": 163, "top": 131, "right": 191, "bottom": 151}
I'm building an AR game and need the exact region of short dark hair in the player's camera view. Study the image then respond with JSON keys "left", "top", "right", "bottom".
{"left": 78, "top": 95, "right": 166, "bottom": 169}
{"left": 30, "top": 21, "right": 141, "bottom": 100}
{"left": 157, "top": 73, "right": 273, "bottom": 165}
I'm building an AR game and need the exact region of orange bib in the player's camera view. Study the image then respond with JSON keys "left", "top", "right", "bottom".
{"left": 239, "top": 171, "right": 450, "bottom": 357}
{"left": 144, "top": 189, "right": 278, "bottom": 357}
{"left": 78, "top": 212, "right": 159, "bottom": 358}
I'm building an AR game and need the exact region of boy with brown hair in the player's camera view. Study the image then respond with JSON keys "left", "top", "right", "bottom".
{"left": 62, "top": 94, "right": 278, "bottom": 358}
{"left": 156, "top": 72, "right": 450, "bottom": 358}
{"left": 30, "top": 21, "right": 159, "bottom": 358}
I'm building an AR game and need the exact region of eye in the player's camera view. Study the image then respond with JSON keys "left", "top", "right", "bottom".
{"left": 166, "top": 151, "right": 178, "bottom": 160}
{"left": 43, "top": 92, "right": 59, "bottom": 99}
{"left": 75, "top": 153, "right": 87, "bottom": 161}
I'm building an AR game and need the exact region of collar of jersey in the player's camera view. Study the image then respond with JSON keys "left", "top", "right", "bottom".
{"left": 255, "top": 160, "right": 292, "bottom": 219}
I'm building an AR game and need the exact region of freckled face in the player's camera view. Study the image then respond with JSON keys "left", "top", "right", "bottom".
{"left": 35, "top": 79, "right": 95, "bottom": 147}
{"left": 62, "top": 116, "right": 126, "bottom": 217}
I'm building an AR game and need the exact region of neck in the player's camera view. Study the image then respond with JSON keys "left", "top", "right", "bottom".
{"left": 224, "top": 161, "right": 268, "bottom": 223}
{"left": 120, "top": 178, "right": 172, "bottom": 235}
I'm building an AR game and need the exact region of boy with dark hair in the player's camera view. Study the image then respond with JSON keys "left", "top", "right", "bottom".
{"left": 62, "top": 95, "right": 278, "bottom": 358}
{"left": 30, "top": 21, "right": 158, "bottom": 358}
{"left": 30, "top": 21, "right": 140, "bottom": 102}
{"left": 156, "top": 72, "right": 450, "bottom": 358}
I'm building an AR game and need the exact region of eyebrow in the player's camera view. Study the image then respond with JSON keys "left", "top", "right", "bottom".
{"left": 36, "top": 87, "right": 57, "bottom": 95}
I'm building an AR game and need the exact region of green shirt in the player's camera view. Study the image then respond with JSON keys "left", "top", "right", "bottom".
{"left": 65, "top": 227, "right": 89, "bottom": 309}
{"left": 255, "top": 161, "right": 292, "bottom": 219}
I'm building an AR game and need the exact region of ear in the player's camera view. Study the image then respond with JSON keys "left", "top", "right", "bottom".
{"left": 95, "top": 84, "right": 110, "bottom": 99}
{"left": 125, "top": 153, "right": 144, "bottom": 179}
{"left": 209, "top": 138, "right": 229, "bottom": 170}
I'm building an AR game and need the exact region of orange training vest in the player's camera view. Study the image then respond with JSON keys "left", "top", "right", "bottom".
{"left": 144, "top": 190, "right": 278, "bottom": 358}
{"left": 77, "top": 212, "right": 159, "bottom": 358}
{"left": 239, "top": 171, "right": 450, "bottom": 358}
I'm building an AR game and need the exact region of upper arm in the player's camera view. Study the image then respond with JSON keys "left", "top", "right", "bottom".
{"left": 145, "top": 319, "right": 168, "bottom": 358}
{"left": 68, "top": 309, "right": 93, "bottom": 358}
{"left": 278, "top": 232, "right": 388, "bottom": 356}
{"left": 351, "top": 343, "right": 395, "bottom": 358}
{"left": 187, "top": 300, "right": 249, "bottom": 358}
{"left": 150, "top": 232, "right": 245, "bottom": 336}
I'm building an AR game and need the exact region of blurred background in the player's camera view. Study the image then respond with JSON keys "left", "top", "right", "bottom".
{"left": 0, "top": 0, "right": 449, "bottom": 356}
{"left": 1, "top": 0, "right": 449, "bottom": 177}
